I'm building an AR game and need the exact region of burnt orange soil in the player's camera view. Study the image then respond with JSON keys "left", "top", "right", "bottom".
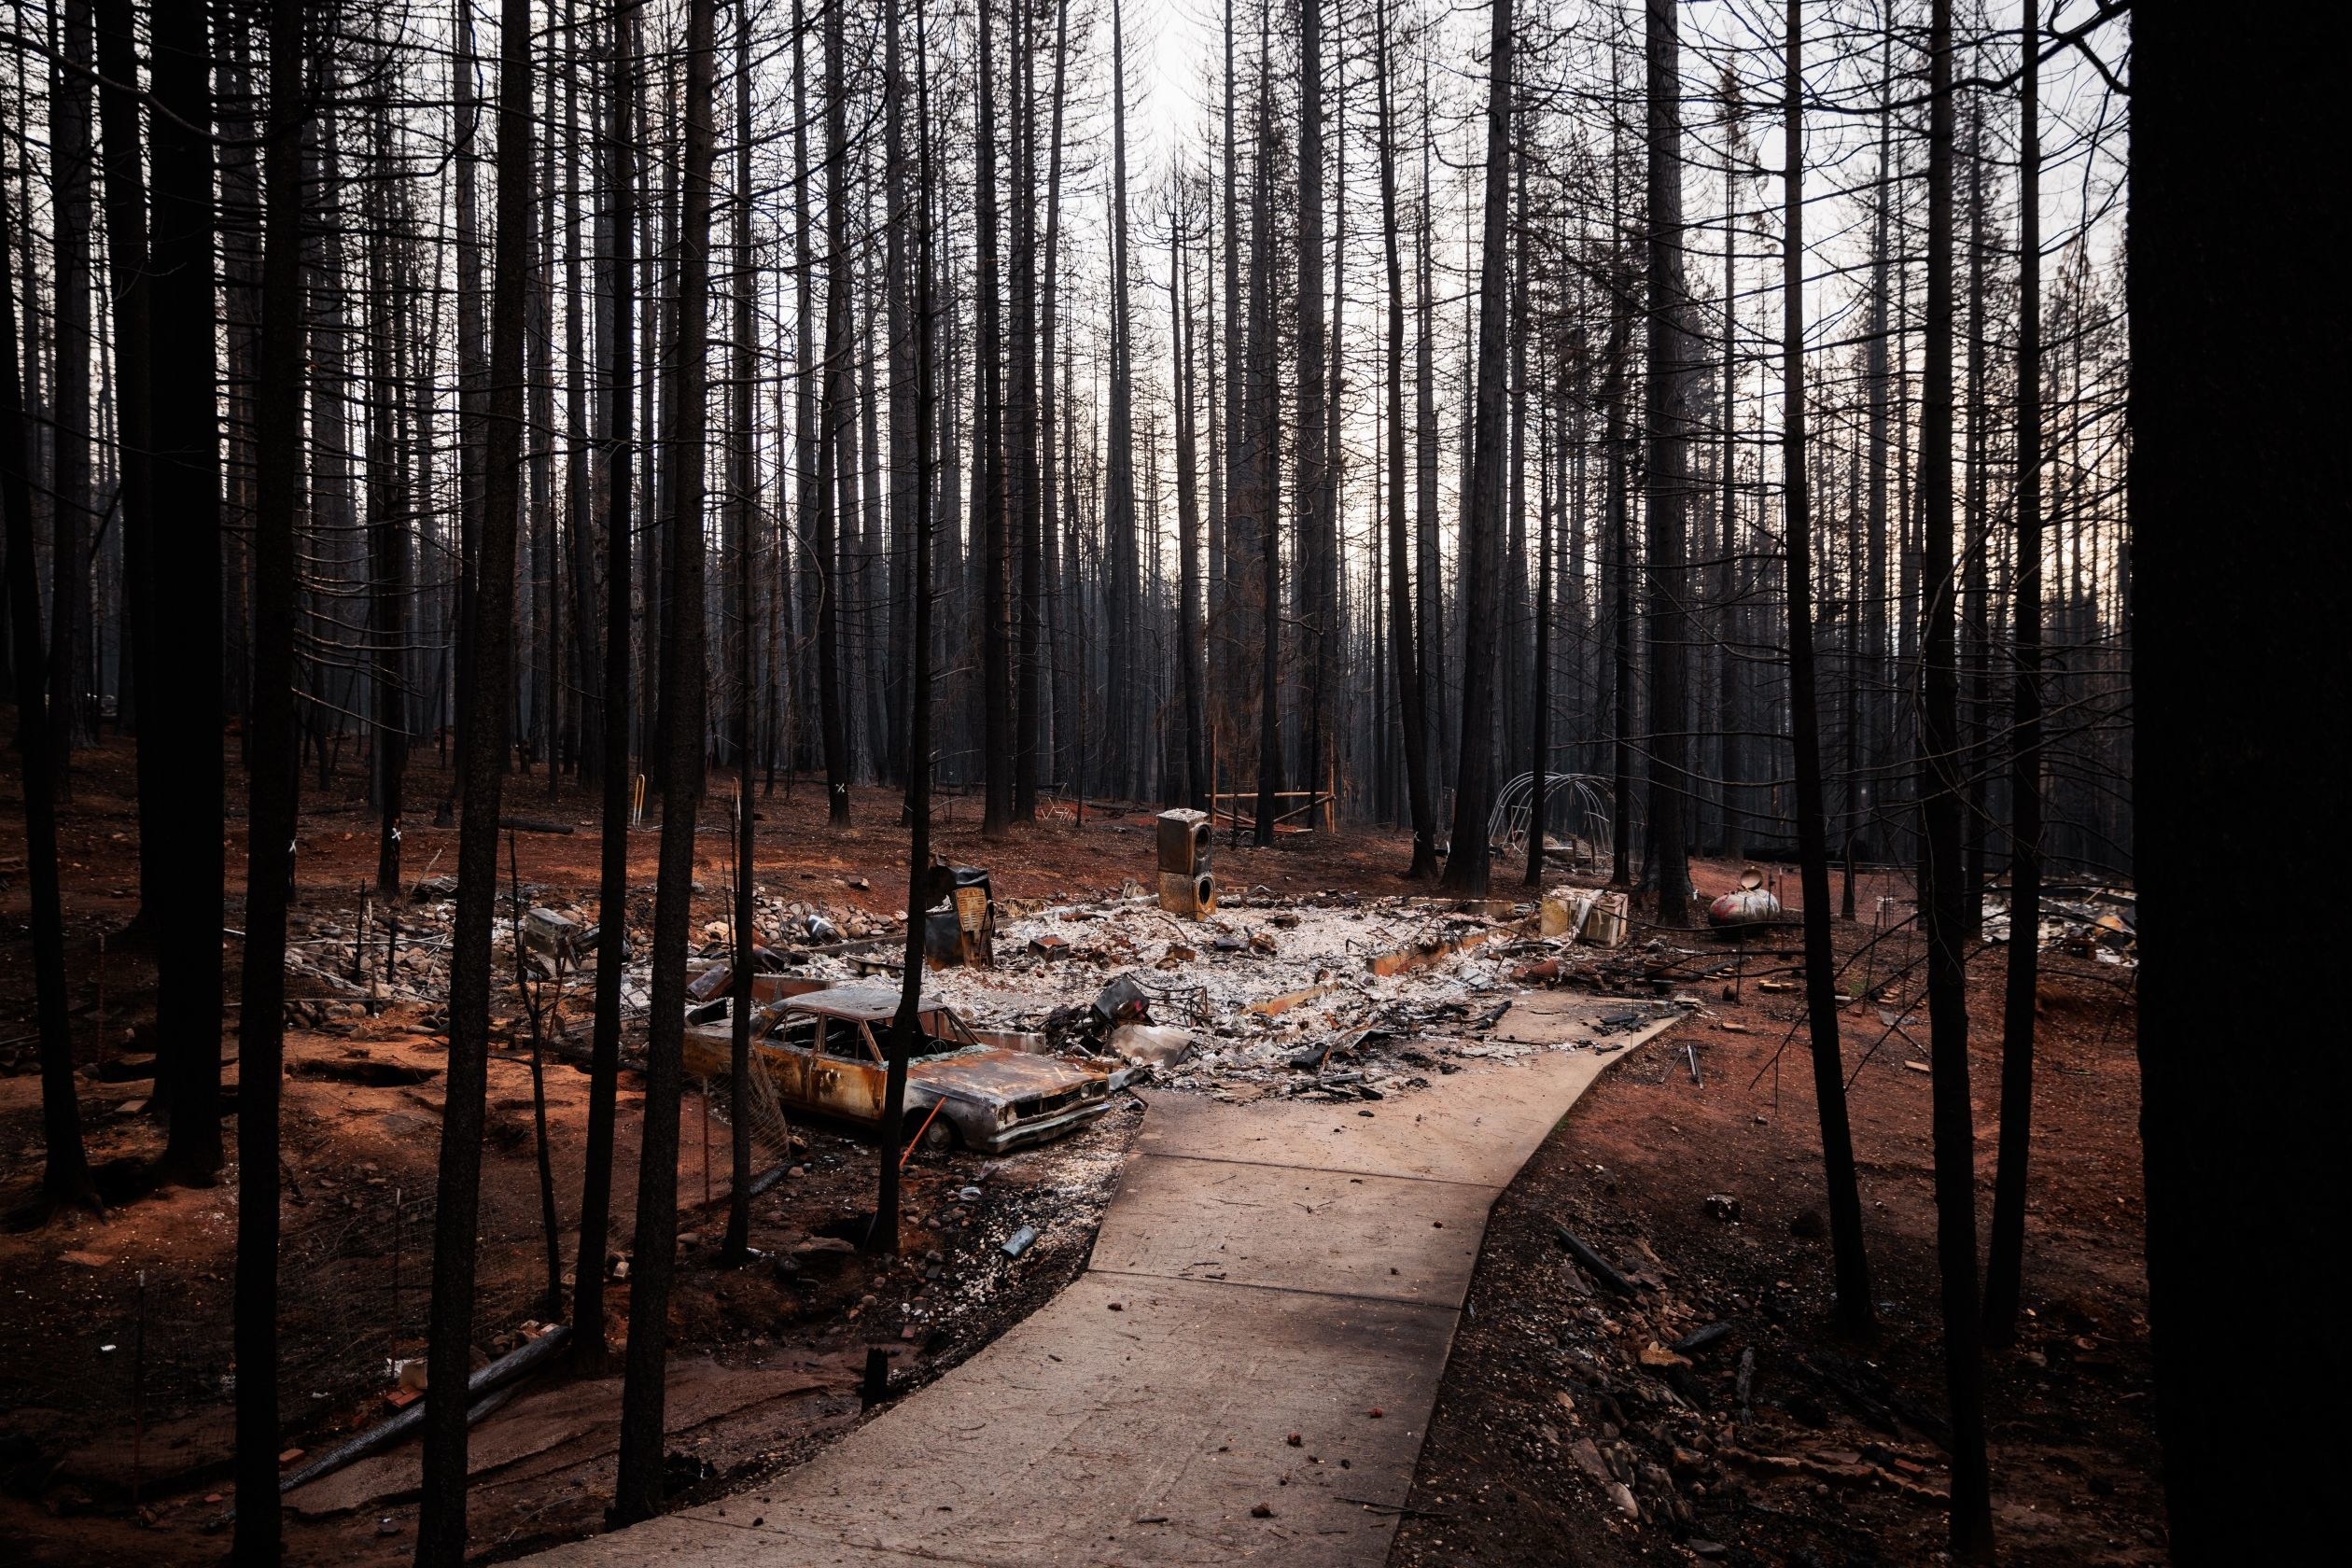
{"left": 0, "top": 734, "right": 1468, "bottom": 1565}
{"left": 1389, "top": 865, "right": 2158, "bottom": 1567}
{"left": 2, "top": 735, "right": 2153, "bottom": 1565}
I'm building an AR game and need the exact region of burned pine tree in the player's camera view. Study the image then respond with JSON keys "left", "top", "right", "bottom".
{"left": 976, "top": 0, "right": 1013, "bottom": 834}
{"left": 147, "top": 0, "right": 229, "bottom": 1186}
{"left": 1374, "top": 0, "right": 1437, "bottom": 880}
{"left": 1982, "top": 0, "right": 2042, "bottom": 1349}
{"left": 1640, "top": 0, "right": 1694, "bottom": 922}
{"left": 47, "top": 0, "right": 94, "bottom": 782}
{"left": 1914, "top": 0, "right": 1995, "bottom": 1553}
{"left": 1244, "top": 19, "right": 1283, "bottom": 849}
{"left": 575, "top": 0, "right": 640, "bottom": 1381}
{"left": 814, "top": 0, "right": 854, "bottom": 827}
{"left": 1438, "top": 0, "right": 1513, "bottom": 896}
{"left": 91, "top": 0, "right": 157, "bottom": 910}
{"left": 363, "top": 77, "right": 413, "bottom": 900}
{"left": 0, "top": 90, "right": 95, "bottom": 1220}
{"left": 723, "top": 0, "right": 762, "bottom": 1270}
{"left": 1102, "top": 0, "right": 1139, "bottom": 809}
{"left": 1295, "top": 0, "right": 1331, "bottom": 818}
{"left": 613, "top": 0, "right": 719, "bottom": 1524}
{"left": 415, "top": 0, "right": 538, "bottom": 1557}
{"left": 878, "top": 0, "right": 941, "bottom": 1257}
{"left": 1778, "top": 0, "right": 1872, "bottom": 1340}
{"left": 231, "top": 3, "right": 308, "bottom": 1558}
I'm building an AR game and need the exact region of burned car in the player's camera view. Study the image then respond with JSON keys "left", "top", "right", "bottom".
{"left": 681, "top": 984, "right": 1118, "bottom": 1155}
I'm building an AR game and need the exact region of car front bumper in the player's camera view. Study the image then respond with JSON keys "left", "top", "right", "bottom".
{"left": 960, "top": 1096, "right": 1114, "bottom": 1155}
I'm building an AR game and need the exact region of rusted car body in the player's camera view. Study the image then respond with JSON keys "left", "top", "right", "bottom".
{"left": 681, "top": 984, "right": 1115, "bottom": 1154}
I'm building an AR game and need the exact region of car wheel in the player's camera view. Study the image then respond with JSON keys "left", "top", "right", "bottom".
{"left": 919, "top": 1116, "right": 958, "bottom": 1153}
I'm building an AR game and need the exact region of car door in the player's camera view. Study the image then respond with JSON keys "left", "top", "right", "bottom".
{"left": 802, "top": 1016, "right": 886, "bottom": 1125}
{"left": 760, "top": 1010, "right": 819, "bottom": 1109}
{"left": 844, "top": 1021, "right": 889, "bottom": 1119}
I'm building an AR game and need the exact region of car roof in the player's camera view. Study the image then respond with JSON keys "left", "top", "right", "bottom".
{"left": 779, "top": 985, "right": 949, "bottom": 1024}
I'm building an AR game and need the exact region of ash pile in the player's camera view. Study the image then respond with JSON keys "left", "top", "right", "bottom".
{"left": 273, "top": 870, "right": 910, "bottom": 1034}
{"left": 899, "top": 877, "right": 1660, "bottom": 1106}
{"left": 1981, "top": 882, "right": 2135, "bottom": 967}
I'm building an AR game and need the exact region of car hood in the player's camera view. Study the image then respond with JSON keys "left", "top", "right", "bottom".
{"left": 910, "top": 1047, "right": 1110, "bottom": 1107}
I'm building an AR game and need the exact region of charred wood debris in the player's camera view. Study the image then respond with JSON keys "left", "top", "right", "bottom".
{"left": 243, "top": 871, "right": 1728, "bottom": 1108}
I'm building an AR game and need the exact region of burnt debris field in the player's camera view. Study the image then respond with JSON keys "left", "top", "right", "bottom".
{"left": 7, "top": 754, "right": 2153, "bottom": 1566}
{"left": 1, "top": 1, "right": 2339, "bottom": 1564}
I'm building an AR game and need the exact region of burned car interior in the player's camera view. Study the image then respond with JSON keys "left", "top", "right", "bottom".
{"left": 681, "top": 985, "right": 1121, "bottom": 1155}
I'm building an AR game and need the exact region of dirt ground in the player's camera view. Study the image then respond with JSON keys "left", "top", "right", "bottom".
{"left": 0, "top": 735, "right": 1479, "bottom": 1565}
{"left": 1, "top": 736, "right": 2154, "bottom": 1565}
{"left": 1388, "top": 864, "right": 2157, "bottom": 1567}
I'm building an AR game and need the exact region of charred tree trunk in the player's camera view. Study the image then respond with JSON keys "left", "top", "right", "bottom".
{"left": 1716, "top": 88, "right": 1744, "bottom": 861}
{"left": 0, "top": 96, "right": 95, "bottom": 1217}
{"left": 563, "top": 0, "right": 599, "bottom": 787}
{"left": 527, "top": 66, "right": 559, "bottom": 785}
{"left": 1416, "top": 102, "right": 1445, "bottom": 828}
{"left": 366, "top": 98, "right": 412, "bottom": 899}
{"left": 791, "top": 0, "right": 817, "bottom": 775}
{"left": 613, "top": 0, "right": 716, "bottom": 1525}
{"left": 1982, "top": 0, "right": 2041, "bottom": 1347}
{"left": 1525, "top": 374, "right": 1551, "bottom": 888}
{"left": 1641, "top": 0, "right": 1694, "bottom": 921}
{"left": 1863, "top": 59, "right": 1892, "bottom": 861}
{"left": 1438, "top": 0, "right": 1512, "bottom": 896}
{"left": 878, "top": 0, "right": 939, "bottom": 1263}
{"left": 1915, "top": 2, "right": 1995, "bottom": 1554}
{"left": 147, "top": 0, "right": 227, "bottom": 1185}
{"left": 1039, "top": 0, "right": 1071, "bottom": 796}
{"left": 415, "top": 0, "right": 535, "bottom": 1557}
{"left": 1010, "top": 0, "right": 1043, "bottom": 820}
{"left": 885, "top": 0, "right": 915, "bottom": 807}
{"left": 1104, "top": 0, "right": 1137, "bottom": 809}
{"left": 1247, "top": 35, "right": 1282, "bottom": 848}
{"left": 1296, "top": 0, "right": 1329, "bottom": 819}
{"left": 818, "top": 0, "right": 852, "bottom": 824}
{"left": 975, "top": 0, "right": 1012, "bottom": 832}
{"left": 1505, "top": 137, "right": 1531, "bottom": 844}
{"left": 1517, "top": 149, "right": 1546, "bottom": 889}
{"left": 1959, "top": 95, "right": 1991, "bottom": 935}
{"left": 1219, "top": 0, "right": 1243, "bottom": 799}
{"left": 722, "top": 0, "right": 759, "bottom": 1269}
{"left": 1604, "top": 261, "right": 1632, "bottom": 889}
{"left": 1172, "top": 204, "right": 1206, "bottom": 809}
{"left": 1376, "top": 0, "right": 1437, "bottom": 880}
{"left": 442, "top": 0, "right": 488, "bottom": 826}
{"left": 574, "top": 0, "right": 637, "bottom": 1380}
{"left": 857, "top": 245, "right": 885, "bottom": 781}
{"left": 1781, "top": 0, "right": 1872, "bottom": 1338}
{"left": 91, "top": 0, "right": 154, "bottom": 898}
{"left": 232, "top": 6, "right": 307, "bottom": 1554}
{"left": 48, "top": 0, "right": 93, "bottom": 777}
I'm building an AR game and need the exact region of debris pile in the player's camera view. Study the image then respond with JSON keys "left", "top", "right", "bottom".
{"left": 1495, "top": 1201, "right": 1958, "bottom": 1549}
{"left": 274, "top": 877, "right": 912, "bottom": 1030}
{"left": 272, "top": 870, "right": 1689, "bottom": 1113}
{"left": 805, "top": 887, "right": 1671, "bottom": 1105}
{"left": 1981, "top": 883, "right": 2135, "bottom": 966}
{"left": 769, "top": 1126, "right": 1137, "bottom": 1351}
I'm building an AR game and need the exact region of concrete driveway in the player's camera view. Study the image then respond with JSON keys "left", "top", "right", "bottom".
{"left": 525, "top": 992, "right": 1681, "bottom": 1566}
